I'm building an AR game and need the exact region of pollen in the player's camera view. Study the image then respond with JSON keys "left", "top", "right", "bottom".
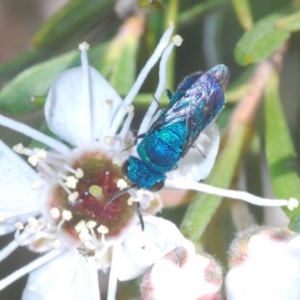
{"left": 15, "top": 222, "right": 24, "bottom": 230}
{"left": 78, "top": 42, "right": 90, "bottom": 51}
{"left": 86, "top": 220, "right": 97, "bottom": 229}
{"left": 173, "top": 35, "right": 183, "bottom": 47}
{"left": 126, "top": 105, "right": 134, "bottom": 114}
{"left": 97, "top": 224, "right": 109, "bottom": 234}
{"left": 50, "top": 207, "right": 60, "bottom": 219}
{"left": 47, "top": 153, "right": 135, "bottom": 242}
{"left": 27, "top": 149, "right": 47, "bottom": 167}
{"left": 117, "top": 178, "right": 128, "bottom": 189}
{"left": 106, "top": 99, "right": 114, "bottom": 105}
{"left": 68, "top": 191, "right": 79, "bottom": 202}
{"left": 62, "top": 210, "right": 72, "bottom": 221}
{"left": 12, "top": 143, "right": 25, "bottom": 154}
{"left": 287, "top": 197, "right": 299, "bottom": 211}
{"left": 104, "top": 136, "right": 114, "bottom": 145}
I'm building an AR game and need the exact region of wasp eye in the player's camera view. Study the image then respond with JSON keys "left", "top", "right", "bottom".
{"left": 148, "top": 180, "right": 165, "bottom": 191}
{"left": 122, "top": 159, "right": 130, "bottom": 176}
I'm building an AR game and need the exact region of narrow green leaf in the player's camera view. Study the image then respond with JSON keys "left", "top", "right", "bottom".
{"left": 138, "top": 0, "right": 164, "bottom": 12}
{"left": 180, "top": 124, "right": 250, "bottom": 242}
{"left": 0, "top": 51, "right": 78, "bottom": 114}
{"left": 231, "top": 0, "right": 254, "bottom": 30}
{"left": 235, "top": 12, "right": 290, "bottom": 65}
{"left": 179, "top": 0, "right": 226, "bottom": 24}
{"left": 264, "top": 71, "right": 300, "bottom": 229}
{"left": 0, "top": 49, "right": 47, "bottom": 79}
{"left": 32, "top": 0, "right": 114, "bottom": 48}
{"left": 0, "top": 43, "right": 107, "bottom": 114}
{"left": 99, "top": 18, "right": 142, "bottom": 95}
{"left": 276, "top": 9, "right": 300, "bottom": 32}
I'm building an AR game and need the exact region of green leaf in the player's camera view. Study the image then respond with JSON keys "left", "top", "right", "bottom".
{"left": 32, "top": 0, "right": 114, "bottom": 48}
{"left": 138, "top": 0, "right": 164, "bottom": 12}
{"left": 231, "top": 0, "right": 254, "bottom": 30}
{"left": 179, "top": 0, "right": 226, "bottom": 24}
{"left": 276, "top": 9, "right": 300, "bottom": 32}
{"left": 264, "top": 71, "right": 300, "bottom": 230}
{"left": 0, "top": 51, "right": 78, "bottom": 114}
{"left": 0, "top": 44, "right": 107, "bottom": 114}
{"left": 235, "top": 12, "right": 290, "bottom": 65}
{"left": 99, "top": 18, "right": 142, "bottom": 95}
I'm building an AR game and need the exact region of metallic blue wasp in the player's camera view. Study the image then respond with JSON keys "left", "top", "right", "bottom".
{"left": 121, "top": 64, "right": 230, "bottom": 192}
{"left": 112, "top": 64, "right": 229, "bottom": 201}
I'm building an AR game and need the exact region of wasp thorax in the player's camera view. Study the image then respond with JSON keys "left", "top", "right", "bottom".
{"left": 46, "top": 151, "right": 135, "bottom": 244}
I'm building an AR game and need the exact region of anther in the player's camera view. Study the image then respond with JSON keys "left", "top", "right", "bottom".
{"left": 50, "top": 207, "right": 60, "bottom": 219}
{"left": 173, "top": 35, "right": 183, "bottom": 46}
{"left": 104, "top": 136, "right": 115, "bottom": 146}
{"left": 78, "top": 42, "right": 90, "bottom": 51}
{"left": 62, "top": 210, "right": 72, "bottom": 221}
{"left": 287, "top": 198, "right": 299, "bottom": 211}
{"left": 68, "top": 191, "right": 79, "bottom": 202}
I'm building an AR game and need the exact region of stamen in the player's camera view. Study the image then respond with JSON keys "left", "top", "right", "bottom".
{"left": 50, "top": 207, "right": 60, "bottom": 219}
{"left": 0, "top": 114, "right": 69, "bottom": 154}
{"left": 104, "top": 136, "right": 115, "bottom": 146}
{"left": 0, "top": 140, "right": 38, "bottom": 179}
{"left": 78, "top": 42, "right": 90, "bottom": 51}
{"left": 62, "top": 210, "right": 72, "bottom": 221}
{"left": 108, "top": 24, "right": 174, "bottom": 136}
{"left": 79, "top": 41, "right": 93, "bottom": 142}
{"left": 0, "top": 240, "right": 19, "bottom": 263}
{"left": 165, "top": 179, "right": 299, "bottom": 210}
{"left": 15, "top": 222, "right": 24, "bottom": 230}
{"left": 97, "top": 225, "right": 109, "bottom": 247}
{"left": 68, "top": 191, "right": 79, "bottom": 202}
{"left": 0, "top": 249, "right": 64, "bottom": 291}
{"left": 100, "top": 99, "right": 115, "bottom": 137}
{"left": 56, "top": 174, "right": 79, "bottom": 201}
{"left": 107, "top": 244, "right": 121, "bottom": 300}
{"left": 117, "top": 179, "right": 129, "bottom": 189}
{"left": 63, "top": 165, "right": 84, "bottom": 179}
{"left": 86, "top": 257, "right": 101, "bottom": 300}
{"left": 56, "top": 210, "right": 73, "bottom": 230}
{"left": 138, "top": 38, "right": 178, "bottom": 134}
{"left": 172, "top": 34, "right": 183, "bottom": 46}
{"left": 119, "top": 109, "right": 134, "bottom": 139}
{"left": 12, "top": 143, "right": 26, "bottom": 154}
{"left": 64, "top": 175, "right": 79, "bottom": 189}
{"left": 14, "top": 218, "right": 47, "bottom": 246}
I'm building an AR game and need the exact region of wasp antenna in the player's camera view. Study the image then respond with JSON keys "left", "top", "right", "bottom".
{"left": 136, "top": 202, "right": 145, "bottom": 231}
{"left": 106, "top": 186, "right": 132, "bottom": 206}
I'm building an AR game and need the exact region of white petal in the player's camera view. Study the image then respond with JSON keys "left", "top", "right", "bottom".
{"left": 0, "top": 141, "right": 41, "bottom": 234}
{"left": 22, "top": 250, "right": 100, "bottom": 300}
{"left": 45, "top": 66, "right": 122, "bottom": 146}
{"left": 225, "top": 230, "right": 300, "bottom": 300}
{"left": 117, "top": 216, "right": 193, "bottom": 281}
{"left": 148, "top": 253, "right": 221, "bottom": 300}
{"left": 168, "top": 122, "right": 220, "bottom": 181}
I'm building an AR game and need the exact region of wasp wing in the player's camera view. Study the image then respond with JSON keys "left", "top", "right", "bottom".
{"left": 149, "top": 72, "right": 225, "bottom": 156}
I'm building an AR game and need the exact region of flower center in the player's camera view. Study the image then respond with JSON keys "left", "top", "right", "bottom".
{"left": 47, "top": 151, "right": 135, "bottom": 243}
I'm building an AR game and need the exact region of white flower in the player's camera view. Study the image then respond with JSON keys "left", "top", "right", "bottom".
{"left": 0, "top": 21, "right": 297, "bottom": 300}
{"left": 225, "top": 227, "right": 300, "bottom": 300}
{"left": 0, "top": 25, "right": 196, "bottom": 300}
{"left": 140, "top": 243, "right": 222, "bottom": 300}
